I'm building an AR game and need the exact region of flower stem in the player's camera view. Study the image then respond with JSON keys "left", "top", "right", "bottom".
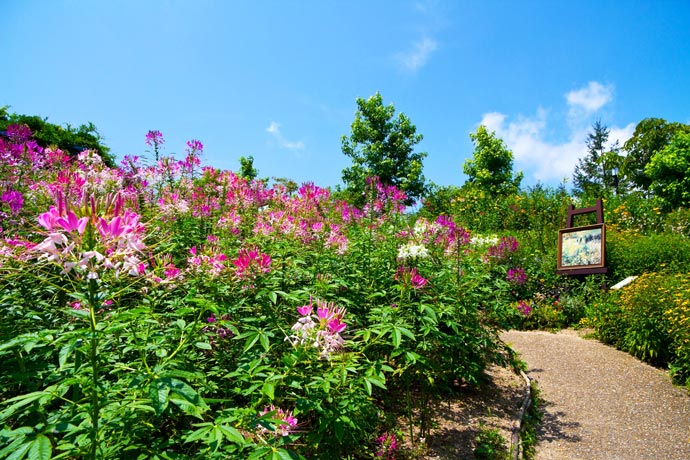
{"left": 87, "top": 279, "right": 100, "bottom": 460}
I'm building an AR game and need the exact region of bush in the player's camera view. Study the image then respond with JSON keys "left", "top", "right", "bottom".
{"left": 606, "top": 228, "right": 690, "bottom": 278}
{"left": 587, "top": 273, "right": 690, "bottom": 386}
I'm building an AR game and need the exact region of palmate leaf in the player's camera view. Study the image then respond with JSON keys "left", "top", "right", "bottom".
{"left": 0, "top": 388, "right": 55, "bottom": 422}
{"left": 27, "top": 435, "right": 52, "bottom": 460}
{"left": 149, "top": 376, "right": 209, "bottom": 418}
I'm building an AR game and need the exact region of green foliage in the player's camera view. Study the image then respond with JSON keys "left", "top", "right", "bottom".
{"left": 645, "top": 131, "right": 690, "bottom": 210}
{"left": 473, "top": 427, "right": 509, "bottom": 460}
{"left": 0, "top": 107, "right": 113, "bottom": 166}
{"left": 573, "top": 121, "right": 623, "bottom": 197}
{"left": 341, "top": 92, "right": 427, "bottom": 206}
{"left": 238, "top": 155, "right": 259, "bottom": 181}
{"left": 586, "top": 273, "right": 690, "bottom": 386}
{"left": 606, "top": 228, "right": 690, "bottom": 278}
{"left": 463, "top": 125, "right": 522, "bottom": 196}
{"left": 622, "top": 118, "right": 690, "bottom": 192}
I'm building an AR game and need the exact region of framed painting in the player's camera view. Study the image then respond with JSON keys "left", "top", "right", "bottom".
{"left": 557, "top": 223, "right": 606, "bottom": 271}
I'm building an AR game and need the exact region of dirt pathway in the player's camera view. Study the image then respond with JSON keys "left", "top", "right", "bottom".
{"left": 502, "top": 329, "right": 690, "bottom": 460}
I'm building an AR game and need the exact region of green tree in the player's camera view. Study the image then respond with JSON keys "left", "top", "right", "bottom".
{"left": 0, "top": 106, "right": 113, "bottom": 166}
{"left": 622, "top": 118, "right": 690, "bottom": 192}
{"left": 341, "top": 92, "right": 427, "bottom": 206}
{"left": 462, "top": 125, "right": 522, "bottom": 195}
{"left": 238, "top": 155, "right": 259, "bottom": 181}
{"left": 573, "top": 120, "right": 623, "bottom": 197}
{"left": 645, "top": 131, "right": 690, "bottom": 210}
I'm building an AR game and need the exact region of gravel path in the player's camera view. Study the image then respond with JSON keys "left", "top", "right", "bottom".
{"left": 502, "top": 329, "right": 690, "bottom": 460}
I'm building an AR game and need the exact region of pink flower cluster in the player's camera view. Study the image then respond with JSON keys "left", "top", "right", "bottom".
{"left": 394, "top": 266, "right": 428, "bottom": 290}
{"left": 288, "top": 298, "right": 347, "bottom": 359}
{"left": 376, "top": 432, "right": 398, "bottom": 459}
{"left": 33, "top": 193, "right": 147, "bottom": 280}
{"left": 187, "top": 244, "right": 227, "bottom": 278}
{"left": 506, "top": 267, "right": 527, "bottom": 285}
{"left": 517, "top": 300, "right": 532, "bottom": 316}
{"left": 259, "top": 405, "right": 298, "bottom": 437}
{"left": 485, "top": 236, "right": 519, "bottom": 260}
{"left": 231, "top": 247, "right": 271, "bottom": 281}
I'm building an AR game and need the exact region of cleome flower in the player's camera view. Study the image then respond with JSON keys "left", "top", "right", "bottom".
{"left": 258, "top": 405, "right": 298, "bottom": 437}
{"left": 287, "top": 297, "right": 347, "bottom": 359}
{"left": 397, "top": 242, "right": 429, "bottom": 260}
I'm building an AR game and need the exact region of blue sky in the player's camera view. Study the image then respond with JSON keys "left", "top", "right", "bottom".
{"left": 3, "top": 0, "right": 690, "bottom": 191}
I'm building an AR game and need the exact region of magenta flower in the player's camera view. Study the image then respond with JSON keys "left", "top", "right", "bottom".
{"left": 376, "top": 433, "right": 398, "bottom": 459}
{"left": 1, "top": 190, "right": 23, "bottom": 213}
{"left": 231, "top": 247, "right": 271, "bottom": 280}
{"left": 259, "top": 405, "right": 298, "bottom": 437}
{"left": 507, "top": 267, "right": 527, "bottom": 285}
{"left": 395, "top": 266, "right": 428, "bottom": 290}
{"left": 296, "top": 304, "right": 313, "bottom": 317}
{"left": 486, "top": 236, "right": 519, "bottom": 260}
{"left": 517, "top": 300, "right": 532, "bottom": 316}
{"left": 288, "top": 298, "right": 347, "bottom": 359}
{"left": 145, "top": 130, "right": 164, "bottom": 148}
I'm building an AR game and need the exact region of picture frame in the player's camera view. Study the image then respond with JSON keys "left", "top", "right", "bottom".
{"left": 557, "top": 223, "right": 606, "bottom": 272}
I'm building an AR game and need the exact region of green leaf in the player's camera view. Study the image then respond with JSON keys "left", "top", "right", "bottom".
{"left": 27, "top": 435, "right": 51, "bottom": 460}
{"left": 247, "top": 447, "right": 272, "bottom": 460}
{"left": 276, "top": 449, "right": 297, "bottom": 460}
{"left": 258, "top": 333, "right": 270, "bottom": 352}
{"left": 218, "top": 425, "right": 244, "bottom": 445}
{"left": 391, "top": 328, "right": 401, "bottom": 348}
{"left": 149, "top": 380, "right": 170, "bottom": 416}
{"left": 195, "top": 342, "right": 213, "bottom": 350}
{"left": 58, "top": 338, "right": 81, "bottom": 371}
{"left": 262, "top": 382, "right": 275, "bottom": 400}
{"left": 0, "top": 390, "right": 52, "bottom": 422}
{"left": 5, "top": 442, "right": 31, "bottom": 460}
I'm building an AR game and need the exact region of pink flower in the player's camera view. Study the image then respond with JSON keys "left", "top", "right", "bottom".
{"left": 297, "top": 304, "right": 313, "bottom": 317}
{"left": 55, "top": 210, "right": 89, "bottom": 234}
{"left": 517, "top": 300, "right": 532, "bottom": 316}
{"left": 507, "top": 267, "right": 527, "bottom": 285}
{"left": 376, "top": 433, "right": 398, "bottom": 459}
{"left": 259, "top": 405, "right": 298, "bottom": 437}
{"left": 1, "top": 190, "right": 23, "bottom": 213}
{"left": 395, "top": 266, "right": 428, "bottom": 290}
{"left": 145, "top": 130, "right": 164, "bottom": 148}
{"left": 231, "top": 247, "right": 271, "bottom": 280}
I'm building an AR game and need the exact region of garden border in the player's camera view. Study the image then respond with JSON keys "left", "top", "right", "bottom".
{"left": 511, "top": 370, "right": 533, "bottom": 460}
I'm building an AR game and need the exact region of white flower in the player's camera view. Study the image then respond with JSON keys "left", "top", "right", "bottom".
{"left": 397, "top": 243, "right": 429, "bottom": 260}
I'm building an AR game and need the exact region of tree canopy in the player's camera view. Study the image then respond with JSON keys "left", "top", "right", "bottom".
{"left": 341, "top": 92, "right": 427, "bottom": 206}
{"left": 645, "top": 131, "right": 690, "bottom": 210}
{"left": 572, "top": 120, "right": 624, "bottom": 197}
{"left": 622, "top": 118, "right": 690, "bottom": 192}
{"left": 462, "top": 125, "right": 522, "bottom": 195}
{"left": 0, "top": 106, "right": 113, "bottom": 166}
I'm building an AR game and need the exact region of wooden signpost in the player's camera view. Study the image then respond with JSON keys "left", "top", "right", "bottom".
{"left": 556, "top": 199, "right": 608, "bottom": 275}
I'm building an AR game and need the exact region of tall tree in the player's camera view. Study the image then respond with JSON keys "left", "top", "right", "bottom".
{"left": 462, "top": 125, "right": 522, "bottom": 195}
{"left": 341, "top": 92, "right": 427, "bottom": 206}
{"left": 573, "top": 120, "right": 623, "bottom": 197}
{"left": 645, "top": 131, "right": 690, "bottom": 210}
{"left": 622, "top": 118, "right": 690, "bottom": 192}
{"left": 0, "top": 106, "right": 113, "bottom": 166}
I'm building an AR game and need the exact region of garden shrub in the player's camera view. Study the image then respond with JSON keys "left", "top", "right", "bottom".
{"left": 587, "top": 273, "right": 690, "bottom": 386}
{"left": 606, "top": 228, "right": 690, "bottom": 278}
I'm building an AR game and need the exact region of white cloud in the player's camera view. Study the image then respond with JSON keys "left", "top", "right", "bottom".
{"left": 266, "top": 121, "right": 304, "bottom": 151}
{"left": 397, "top": 37, "right": 438, "bottom": 72}
{"left": 478, "top": 82, "right": 634, "bottom": 185}
{"left": 566, "top": 81, "right": 613, "bottom": 112}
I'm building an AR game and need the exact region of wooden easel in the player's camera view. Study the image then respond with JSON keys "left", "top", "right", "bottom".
{"left": 557, "top": 199, "right": 608, "bottom": 275}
